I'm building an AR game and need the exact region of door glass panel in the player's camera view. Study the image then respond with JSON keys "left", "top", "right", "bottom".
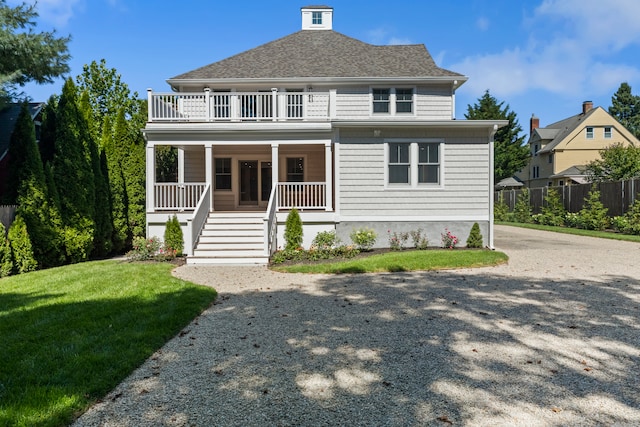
{"left": 239, "top": 161, "right": 258, "bottom": 205}
{"left": 261, "top": 162, "right": 272, "bottom": 202}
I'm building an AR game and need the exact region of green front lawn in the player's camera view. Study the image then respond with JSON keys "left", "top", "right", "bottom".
{"left": 271, "top": 249, "right": 508, "bottom": 274}
{"left": 0, "top": 260, "right": 217, "bottom": 427}
{"left": 496, "top": 221, "right": 640, "bottom": 243}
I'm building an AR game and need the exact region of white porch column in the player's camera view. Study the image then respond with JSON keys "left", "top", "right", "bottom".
{"left": 177, "top": 147, "right": 185, "bottom": 183}
{"left": 146, "top": 144, "right": 155, "bottom": 213}
{"left": 271, "top": 143, "right": 279, "bottom": 208}
{"left": 334, "top": 141, "right": 340, "bottom": 216}
{"left": 325, "top": 142, "right": 333, "bottom": 211}
{"left": 205, "top": 144, "right": 213, "bottom": 210}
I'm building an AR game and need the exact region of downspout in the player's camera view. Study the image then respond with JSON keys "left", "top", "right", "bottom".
{"left": 489, "top": 124, "right": 498, "bottom": 249}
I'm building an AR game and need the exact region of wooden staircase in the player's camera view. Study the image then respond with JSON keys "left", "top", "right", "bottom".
{"left": 187, "top": 212, "right": 269, "bottom": 265}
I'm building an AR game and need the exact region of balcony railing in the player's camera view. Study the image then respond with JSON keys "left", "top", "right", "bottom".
{"left": 148, "top": 89, "right": 331, "bottom": 122}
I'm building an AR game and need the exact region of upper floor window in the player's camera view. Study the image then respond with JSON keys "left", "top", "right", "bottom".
{"left": 395, "top": 89, "right": 413, "bottom": 113}
{"left": 373, "top": 89, "right": 390, "bottom": 113}
{"left": 312, "top": 11, "right": 322, "bottom": 25}
{"left": 286, "top": 157, "right": 304, "bottom": 182}
{"left": 548, "top": 153, "right": 553, "bottom": 164}
{"left": 215, "top": 158, "right": 232, "bottom": 190}
{"left": 586, "top": 127, "right": 594, "bottom": 139}
{"left": 533, "top": 144, "right": 539, "bottom": 156}
{"left": 386, "top": 140, "right": 443, "bottom": 187}
{"left": 604, "top": 127, "right": 612, "bottom": 138}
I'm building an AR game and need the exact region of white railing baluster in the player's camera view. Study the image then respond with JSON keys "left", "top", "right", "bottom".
{"left": 274, "top": 182, "right": 327, "bottom": 210}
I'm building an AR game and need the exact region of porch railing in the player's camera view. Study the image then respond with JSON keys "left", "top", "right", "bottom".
{"left": 185, "top": 184, "right": 210, "bottom": 256}
{"left": 277, "top": 182, "right": 326, "bottom": 210}
{"left": 148, "top": 89, "right": 330, "bottom": 122}
{"left": 154, "top": 183, "right": 207, "bottom": 211}
{"left": 263, "top": 186, "right": 278, "bottom": 256}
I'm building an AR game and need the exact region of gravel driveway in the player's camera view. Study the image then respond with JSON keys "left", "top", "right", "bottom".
{"left": 74, "top": 225, "right": 640, "bottom": 426}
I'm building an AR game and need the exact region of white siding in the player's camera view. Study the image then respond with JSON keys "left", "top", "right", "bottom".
{"left": 415, "top": 86, "right": 452, "bottom": 119}
{"left": 335, "top": 87, "right": 370, "bottom": 119}
{"left": 338, "top": 132, "right": 490, "bottom": 217}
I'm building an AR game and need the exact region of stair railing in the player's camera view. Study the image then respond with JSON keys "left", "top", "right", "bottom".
{"left": 185, "top": 183, "right": 211, "bottom": 256}
{"left": 263, "top": 185, "right": 278, "bottom": 257}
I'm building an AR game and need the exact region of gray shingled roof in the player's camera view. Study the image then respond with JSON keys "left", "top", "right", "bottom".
{"left": 169, "top": 30, "right": 463, "bottom": 82}
{"left": 537, "top": 107, "right": 599, "bottom": 154}
{"left": 0, "top": 103, "right": 43, "bottom": 160}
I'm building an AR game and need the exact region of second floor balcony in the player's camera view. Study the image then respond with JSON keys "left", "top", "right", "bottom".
{"left": 147, "top": 88, "right": 332, "bottom": 123}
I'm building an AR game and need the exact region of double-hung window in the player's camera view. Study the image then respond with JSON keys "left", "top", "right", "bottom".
{"left": 418, "top": 143, "right": 439, "bottom": 184}
{"left": 586, "top": 127, "right": 594, "bottom": 139}
{"left": 395, "top": 88, "right": 413, "bottom": 113}
{"left": 312, "top": 11, "right": 322, "bottom": 25}
{"left": 388, "top": 143, "right": 410, "bottom": 183}
{"left": 386, "top": 140, "right": 443, "bottom": 187}
{"left": 286, "top": 157, "right": 304, "bottom": 182}
{"left": 604, "top": 126, "right": 612, "bottom": 138}
{"left": 215, "top": 158, "right": 231, "bottom": 190}
{"left": 373, "top": 89, "right": 390, "bottom": 113}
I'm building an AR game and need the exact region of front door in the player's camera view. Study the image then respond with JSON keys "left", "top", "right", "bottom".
{"left": 239, "top": 161, "right": 258, "bottom": 205}
{"left": 239, "top": 160, "right": 273, "bottom": 207}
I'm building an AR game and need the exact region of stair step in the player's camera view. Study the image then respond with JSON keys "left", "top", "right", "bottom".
{"left": 204, "top": 223, "right": 263, "bottom": 231}
{"left": 196, "top": 242, "right": 263, "bottom": 250}
{"left": 193, "top": 249, "right": 265, "bottom": 257}
{"left": 208, "top": 216, "right": 263, "bottom": 224}
{"left": 198, "top": 236, "right": 263, "bottom": 244}
{"left": 201, "top": 229, "right": 263, "bottom": 238}
{"left": 187, "top": 256, "right": 268, "bottom": 265}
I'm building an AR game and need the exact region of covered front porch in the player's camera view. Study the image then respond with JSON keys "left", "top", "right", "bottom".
{"left": 145, "top": 140, "right": 336, "bottom": 261}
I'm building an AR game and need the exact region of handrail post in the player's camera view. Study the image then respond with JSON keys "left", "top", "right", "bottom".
{"left": 204, "top": 88, "right": 211, "bottom": 122}
{"left": 147, "top": 89, "right": 153, "bottom": 122}
{"left": 271, "top": 88, "right": 278, "bottom": 121}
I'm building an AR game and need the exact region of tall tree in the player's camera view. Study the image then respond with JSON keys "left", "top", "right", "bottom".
{"left": 465, "top": 90, "right": 529, "bottom": 181}
{"left": 79, "top": 91, "right": 113, "bottom": 256}
{"left": 609, "top": 82, "right": 640, "bottom": 138}
{"left": 75, "top": 59, "right": 139, "bottom": 142}
{"left": 586, "top": 143, "right": 640, "bottom": 183}
{"left": 0, "top": 1, "right": 70, "bottom": 105}
{"left": 52, "top": 79, "right": 96, "bottom": 263}
{"left": 38, "top": 95, "right": 58, "bottom": 166}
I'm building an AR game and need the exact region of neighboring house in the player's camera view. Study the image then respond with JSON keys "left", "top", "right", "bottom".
{"left": 0, "top": 102, "right": 44, "bottom": 202}
{"left": 143, "top": 5, "right": 506, "bottom": 264}
{"left": 517, "top": 101, "right": 640, "bottom": 188}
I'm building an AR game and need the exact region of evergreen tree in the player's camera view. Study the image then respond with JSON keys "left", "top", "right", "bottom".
{"left": 52, "top": 78, "right": 96, "bottom": 263}
{"left": 0, "top": 1, "right": 70, "bottom": 105}
{"left": 465, "top": 90, "right": 529, "bottom": 181}
{"left": 466, "top": 222, "right": 483, "bottom": 248}
{"left": 513, "top": 188, "right": 532, "bottom": 223}
{"left": 284, "top": 208, "right": 303, "bottom": 250}
{"left": 609, "top": 82, "right": 640, "bottom": 138}
{"left": 8, "top": 215, "right": 37, "bottom": 274}
{"left": 124, "top": 108, "right": 147, "bottom": 240}
{"left": 103, "top": 110, "right": 130, "bottom": 252}
{"left": 164, "top": 214, "right": 184, "bottom": 256}
{"left": 39, "top": 95, "right": 58, "bottom": 166}
{"left": 79, "top": 91, "right": 113, "bottom": 256}
{"left": 6, "top": 103, "right": 63, "bottom": 267}
{"left": 540, "top": 187, "right": 566, "bottom": 226}
{"left": 0, "top": 222, "right": 12, "bottom": 277}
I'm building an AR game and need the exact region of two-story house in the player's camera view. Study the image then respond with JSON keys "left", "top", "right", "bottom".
{"left": 143, "top": 5, "right": 506, "bottom": 264}
{"left": 519, "top": 101, "right": 640, "bottom": 188}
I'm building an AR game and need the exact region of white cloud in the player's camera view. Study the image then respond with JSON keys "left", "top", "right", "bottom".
{"left": 366, "top": 27, "right": 412, "bottom": 45}
{"left": 388, "top": 37, "right": 413, "bottom": 45}
{"left": 9, "top": 0, "right": 84, "bottom": 27}
{"left": 476, "top": 17, "right": 489, "bottom": 31}
{"left": 448, "top": 0, "right": 640, "bottom": 101}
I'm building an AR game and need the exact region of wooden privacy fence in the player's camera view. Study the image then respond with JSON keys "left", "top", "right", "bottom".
{"left": 1, "top": 205, "right": 17, "bottom": 231}
{"left": 495, "top": 179, "right": 640, "bottom": 217}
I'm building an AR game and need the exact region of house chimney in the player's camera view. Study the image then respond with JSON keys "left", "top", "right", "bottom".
{"left": 530, "top": 114, "right": 539, "bottom": 135}
{"left": 582, "top": 101, "right": 593, "bottom": 115}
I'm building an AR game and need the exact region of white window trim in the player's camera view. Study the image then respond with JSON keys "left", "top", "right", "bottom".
{"left": 384, "top": 138, "right": 444, "bottom": 190}
{"left": 370, "top": 87, "right": 416, "bottom": 116}
{"left": 604, "top": 126, "right": 613, "bottom": 138}
{"left": 586, "top": 127, "right": 594, "bottom": 139}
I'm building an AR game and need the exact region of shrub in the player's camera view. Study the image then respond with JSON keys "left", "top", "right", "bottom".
{"left": 350, "top": 227, "right": 377, "bottom": 251}
{"left": 387, "top": 230, "right": 408, "bottom": 250}
{"left": 410, "top": 229, "right": 429, "bottom": 250}
{"left": 577, "top": 189, "right": 609, "bottom": 231}
{"left": 312, "top": 230, "right": 340, "bottom": 251}
{"left": 564, "top": 212, "right": 581, "bottom": 228}
{"left": 284, "top": 208, "right": 303, "bottom": 250}
{"left": 494, "top": 193, "right": 510, "bottom": 221}
{"left": 616, "top": 199, "right": 640, "bottom": 235}
{"left": 8, "top": 215, "right": 37, "bottom": 274}
{"left": 539, "top": 188, "right": 566, "bottom": 226}
{"left": 0, "top": 222, "right": 13, "bottom": 277}
{"left": 441, "top": 228, "right": 459, "bottom": 249}
{"left": 63, "top": 218, "right": 95, "bottom": 264}
{"left": 513, "top": 188, "right": 532, "bottom": 223}
{"left": 164, "top": 214, "right": 184, "bottom": 256}
{"left": 466, "top": 223, "right": 484, "bottom": 248}
{"left": 127, "top": 236, "right": 162, "bottom": 261}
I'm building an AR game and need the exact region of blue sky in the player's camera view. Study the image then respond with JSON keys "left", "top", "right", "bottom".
{"left": 11, "top": 0, "right": 640, "bottom": 133}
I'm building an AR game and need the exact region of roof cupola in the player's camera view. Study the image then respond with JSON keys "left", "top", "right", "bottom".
{"left": 301, "top": 5, "right": 333, "bottom": 30}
